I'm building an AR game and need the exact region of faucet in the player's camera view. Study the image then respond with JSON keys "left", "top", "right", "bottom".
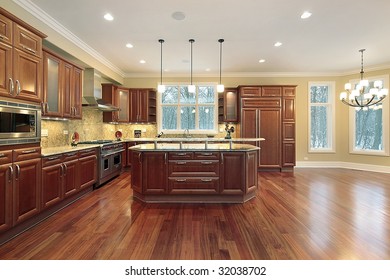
{"left": 183, "top": 129, "right": 190, "bottom": 138}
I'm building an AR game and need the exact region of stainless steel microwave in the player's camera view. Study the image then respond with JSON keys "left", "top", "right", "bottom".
{"left": 0, "top": 100, "right": 41, "bottom": 145}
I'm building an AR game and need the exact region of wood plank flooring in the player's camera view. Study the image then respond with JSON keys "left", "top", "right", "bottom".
{"left": 0, "top": 168, "right": 389, "bottom": 260}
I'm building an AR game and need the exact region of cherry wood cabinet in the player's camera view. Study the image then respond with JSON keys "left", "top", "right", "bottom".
{"left": 130, "top": 88, "right": 151, "bottom": 122}
{"left": 78, "top": 149, "right": 98, "bottom": 190}
{"left": 131, "top": 149, "right": 258, "bottom": 203}
{"left": 0, "top": 8, "right": 46, "bottom": 103}
{"left": 102, "top": 84, "right": 130, "bottom": 123}
{"left": 240, "top": 85, "right": 296, "bottom": 171}
{"left": 42, "top": 49, "right": 83, "bottom": 119}
{"left": 41, "top": 157, "right": 63, "bottom": 209}
{"left": 0, "top": 150, "right": 12, "bottom": 233}
{"left": 218, "top": 87, "right": 239, "bottom": 123}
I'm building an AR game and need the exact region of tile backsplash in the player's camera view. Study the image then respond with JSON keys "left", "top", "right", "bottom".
{"left": 41, "top": 107, "right": 240, "bottom": 148}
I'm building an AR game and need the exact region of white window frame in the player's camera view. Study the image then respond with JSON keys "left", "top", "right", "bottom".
{"left": 308, "top": 81, "right": 336, "bottom": 153}
{"left": 157, "top": 83, "right": 219, "bottom": 135}
{"left": 349, "top": 75, "right": 390, "bottom": 156}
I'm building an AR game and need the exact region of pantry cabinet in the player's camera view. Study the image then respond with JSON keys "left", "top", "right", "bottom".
{"left": 240, "top": 85, "right": 296, "bottom": 171}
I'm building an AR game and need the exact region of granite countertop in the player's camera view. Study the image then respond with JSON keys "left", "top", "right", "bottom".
{"left": 41, "top": 144, "right": 100, "bottom": 157}
{"left": 129, "top": 143, "right": 260, "bottom": 152}
{"left": 124, "top": 137, "right": 265, "bottom": 142}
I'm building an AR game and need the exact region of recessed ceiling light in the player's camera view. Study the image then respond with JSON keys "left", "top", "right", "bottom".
{"left": 205, "top": 68, "right": 211, "bottom": 72}
{"left": 259, "top": 59, "right": 266, "bottom": 63}
{"left": 301, "top": 11, "right": 312, "bottom": 19}
{"left": 172, "top": 11, "right": 186, "bottom": 21}
{"left": 126, "top": 43, "right": 134, "bottom": 48}
{"left": 139, "top": 60, "right": 146, "bottom": 64}
{"left": 104, "top": 13, "right": 114, "bottom": 21}
{"left": 274, "top": 42, "right": 282, "bottom": 47}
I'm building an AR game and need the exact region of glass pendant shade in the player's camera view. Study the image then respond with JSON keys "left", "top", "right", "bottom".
{"left": 217, "top": 84, "right": 225, "bottom": 93}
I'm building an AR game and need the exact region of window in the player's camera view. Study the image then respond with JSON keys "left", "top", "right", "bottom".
{"left": 349, "top": 75, "right": 389, "bottom": 156}
{"left": 157, "top": 84, "right": 218, "bottom": 134}
{"left": 308, "top": 82, "right": 335, "bottom": 152}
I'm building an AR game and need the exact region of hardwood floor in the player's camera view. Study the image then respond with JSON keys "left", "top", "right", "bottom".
{"left": 0, "top": 168, "right": 389, "bottom": 260}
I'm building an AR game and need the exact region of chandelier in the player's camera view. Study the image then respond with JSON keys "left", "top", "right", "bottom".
{"left": 339, "top": 49, "right": 388, "bottom": 110}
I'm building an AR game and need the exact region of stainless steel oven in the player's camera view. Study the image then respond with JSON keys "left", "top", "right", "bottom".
{"left": 78, "top": 140, "right": 125, "bottom": 186}
{"left": 0, "top": 100, "right": 41, "bottom": 145}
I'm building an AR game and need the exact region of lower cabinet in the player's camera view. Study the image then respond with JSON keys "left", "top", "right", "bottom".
{"left": 78, "top": 150, "right": 97, "bottom": 190}
{"left": 131, "top": 150, "right": 258, "bottom": 203}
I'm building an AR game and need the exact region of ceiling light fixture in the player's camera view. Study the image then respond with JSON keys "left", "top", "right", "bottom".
{"left": 140, "top": 60, "right": 146, "bottom": 64}
{"left": 103, "top": 13, "right": 114, "bottom": 21}
{"left": 259, "top": 59, "right": 266, "bottom": 63}
{"left": 126, "top": 43, "right": 133, "bottom": 48}
{"left": 217, "top": 39, "right": 225, "bottom": 93}
{"left": 157, "top": 39, "right": 165, "bottom": 93}
{"left": 274, "top": 42, "right": 282, "bottom": 47}
{"left": 301, "top": 11, "right": 312, "bottom": 19}
{"left": 340, "top": 49, "right": 388, "bottom": 110}
{"left": 188, "top": 39, "right": 196, "bottom": 93}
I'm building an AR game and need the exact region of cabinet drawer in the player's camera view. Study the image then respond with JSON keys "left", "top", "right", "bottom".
{"left": 63, "top": 151, "right": 79, "bottom": 161}
{"left": 262, "top": 86, "right": 282, "bottom": 97}
{"left": 0, "top": 150, "right": 12, "bottom": 165}
{"left": 42, "top": 154, "right": 64, "bottom": 167}
{"left": 0, "top": 14, "right": 13, "bottom": 45}
{"left": 168, "top": 152, "right": 193, "bottom": 160}
{"left": 169, "top": 160, "right": 219, "bottom": 177}
{"left": 168, "top": 177, "right": 219, "bottom": 194}
{"left": 79, "top": 148, "right": 97, "bottom": 157}
{"left": 194, "top": 152, "right": 219, "bottom": 160}
{"left": 13, "top": 23, "right": 42, "bottom": 57}
{"left": 239, "top": 87, "right": 261, "bottom": 97}
{"left": 13, "top": 147, "right": 41, "bottom": 161}
{"left": 241, "top": 98, "right": 281, "bottom": 108}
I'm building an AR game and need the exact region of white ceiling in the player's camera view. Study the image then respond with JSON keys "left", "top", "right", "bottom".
{"left": 20, "top": 0, "right": 390, "bottom": 77}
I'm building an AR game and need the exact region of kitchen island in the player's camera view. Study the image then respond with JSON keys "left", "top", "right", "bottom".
{"left": 129, "top": 139, "right": 262, "bottom": 203}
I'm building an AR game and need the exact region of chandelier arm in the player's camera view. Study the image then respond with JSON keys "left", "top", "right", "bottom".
{"left": 342, "top": 99, "right": 362, "bottom": 108}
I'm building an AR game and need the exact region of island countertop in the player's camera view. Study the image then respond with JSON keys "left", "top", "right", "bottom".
{"left": 129, "top": 143, "right": 260, "bottom": 152}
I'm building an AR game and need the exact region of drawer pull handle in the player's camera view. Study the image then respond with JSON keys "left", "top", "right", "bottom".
{"left": 65, "top": 152, "right": 77, "bottom": 157}
{"left": 0, "top": 153, "right": 5, "bottom": 158}
{"left": 176, "top": 153, "right": 187, "bottom": 156}
{"left": 22, "top": 45, "right": 37, "bottom": 54}
{"left": 21, "top": 149, "right": 37, "bottom": 154}
{"left": 201, "top": 161, "right": 213, "bottom": 165}
{"left": 201, "top": 179, "right": 212, "bottom": 182}
{"left": 200, "top": 153, "right": 213, "bottom": 156}
{"left": 47, "top": 156, "right": 60, "bottom": 160}
{"left": 177, "top": 161, "right": 186, "bottom": 165}
{"left": 176, "top": 179, "right": 186, "bottom": 182}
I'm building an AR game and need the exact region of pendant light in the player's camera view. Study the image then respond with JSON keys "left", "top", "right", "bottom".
{"left": 217, "top": 39, "right": 225, "bottom": 93}
{"left": 157, "top": 39, "right": 165, "bottom": 93}
{"left": 188, "top": 39, "right": 196, "bottom": 93}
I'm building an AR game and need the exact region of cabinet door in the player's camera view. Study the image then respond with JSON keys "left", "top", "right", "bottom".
{"left": 129, "top": 89, "right": 138, "bottom": 122}
{"left": 43, "top": 51, "right": 62, "bottom": 117}
{"left": 41, "top": 163, "right": 63, "bottom": 209}
{"left": 0, "top": 163, "right": 12, "bottom": 233}
{"left": 62, "top": 62, "right": 73, "bottom": 118}
{"left": 79, "top": 154, "right": 97, "bottom": 189}
{"left": 63, "top": 159, "right": 79, "bottom": 197}
{"left": 0, "top": 42, "right": 12, "bottom": 98}
{"left": 259, "top": 108, "right": 281, "bottom": 168}
{"left": 224, "top": 88, "right": 238, "bottom": 122}
{"left": 138, "top": 90, "right": 149, "bottom": 122}
{"left": 116, "top": 88, "right": 129, "bottom": 122}
{"left": 143, "top": 152, "right": 167, "bottom": 194}
{"left": 241, "top": 108, "right": 258, "bottom": 139}
{"left": 13, "top": 24, "right": 42, "bottom": 58}
{"left": 72, "top": 67, "right": 82, "bottom": 119}
{"left": 131, "top": 151, "right": 142, "bottom": 193}
{"left": 13, "top": 158, "right": 41, "bottom": 225}
{"left": 0, "top": 14, "right": 13, "bottom": 45}
{"left": 220, "top": 152, "right": 245, "bottom": 195}
{"left": 12, "top": 48, "right": 42, "bottom": 103}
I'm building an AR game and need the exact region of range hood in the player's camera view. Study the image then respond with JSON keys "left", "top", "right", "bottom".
{"left": 82, "top": 69, "right": 120, "bottom": 111}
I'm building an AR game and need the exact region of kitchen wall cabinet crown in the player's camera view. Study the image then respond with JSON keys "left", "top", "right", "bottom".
{"left": 42, "top": 49, "right": 83, "bottom": 119}
{"left": 0, "top": 8, "right": 46, "bottom": 103}
{"left": 239, "top": 85, "right": 296, "bottom": 171}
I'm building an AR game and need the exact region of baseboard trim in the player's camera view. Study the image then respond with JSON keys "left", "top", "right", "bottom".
{"left": 296, "top": 161, "right": 390, "bottom": 173}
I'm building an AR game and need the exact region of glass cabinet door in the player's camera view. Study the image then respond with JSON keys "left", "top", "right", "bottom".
{"left": 43, "top": 52, "right": 62, "bottom": 117}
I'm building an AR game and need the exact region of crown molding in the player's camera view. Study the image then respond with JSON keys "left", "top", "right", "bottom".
{"left": 13, "top": 0, "right": 125, "bottom": 78}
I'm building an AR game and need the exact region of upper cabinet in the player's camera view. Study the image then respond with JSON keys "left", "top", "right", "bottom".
{"left": 130, "top": 88, "right": 156, "bottom": 123}
{"left": 42, "top": 49, "right": 83, "bottom": 119}
{"left": 218, "top": 87, "right": 238, "bottom": 123}
{"left": 0, "top": 8, "right": 46, "bottom": 103}
{"left": 102, "top": 84, "right": 130, "bottom": 123}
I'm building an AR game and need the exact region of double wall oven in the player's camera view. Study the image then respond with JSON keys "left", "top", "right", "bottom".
{"left": 78, "top": 140, "right": 125, "bottom": 187}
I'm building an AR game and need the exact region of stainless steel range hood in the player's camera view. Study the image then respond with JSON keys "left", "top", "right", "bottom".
{"left": 82, "top": 69, "right": 120, "bottom": 111}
